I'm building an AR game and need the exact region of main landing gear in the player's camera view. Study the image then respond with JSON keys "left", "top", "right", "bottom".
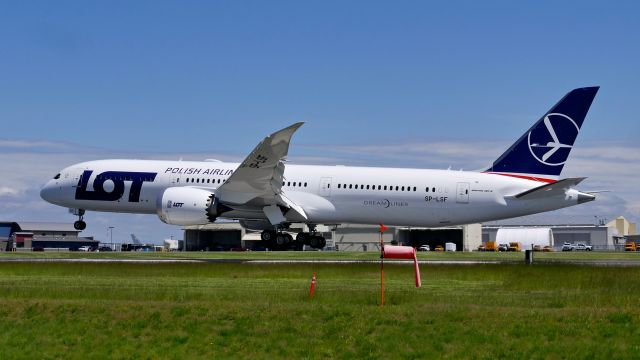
{"left": 260, "top": 224, "right": 326, "bottom": 250}
{"left": 72, "top": 209, "right": 87, "bottom": 230}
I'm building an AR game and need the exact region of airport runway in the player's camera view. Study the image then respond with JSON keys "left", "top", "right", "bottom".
{"left": 2, "top": 257, "right": 640, "bottom": 266}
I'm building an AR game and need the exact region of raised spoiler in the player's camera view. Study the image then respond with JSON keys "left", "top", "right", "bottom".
{"left": 510, "top": 177, "right": 587, "bottom": 200}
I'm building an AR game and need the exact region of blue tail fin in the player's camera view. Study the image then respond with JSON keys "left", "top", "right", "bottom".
{"left": 486, "top": 87, "right": 599, "bottom": 181}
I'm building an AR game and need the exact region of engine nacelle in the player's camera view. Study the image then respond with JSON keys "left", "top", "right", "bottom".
{"left": 156, "top": 187, "right": 220, "bottom": 225}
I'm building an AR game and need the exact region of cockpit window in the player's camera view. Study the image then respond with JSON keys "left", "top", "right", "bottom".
{"left": 53, "top": 173, "right": 61, "bottom": 180}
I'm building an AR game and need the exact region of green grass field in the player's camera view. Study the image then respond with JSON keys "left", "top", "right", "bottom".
{"left": 1, "top": 257, "right": 640, "bottom": 359}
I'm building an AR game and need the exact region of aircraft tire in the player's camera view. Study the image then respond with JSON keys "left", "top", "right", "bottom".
{"left": 275, "top": 233, "right": 288, "bottom": 246}
{"left": 319, "top": 237, "right": 326, "bottom": 249}
{"left": 310, "top": 236, "right": 323, "bottom": 249}
{"left": 74, "top": 221, "right": 86, "bottom": 231}
{"left": 295, "top": 232, "right": 309, "bottom": 245}
{"left": 261, "top": 230, "right": 276, "bottom": 242}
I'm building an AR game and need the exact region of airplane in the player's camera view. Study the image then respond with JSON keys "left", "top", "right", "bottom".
{"left": 130, "top": 234, "right": 142, "bottom": 245}
{"left": 41, "top": 87, "right": 599, "bottom": 249}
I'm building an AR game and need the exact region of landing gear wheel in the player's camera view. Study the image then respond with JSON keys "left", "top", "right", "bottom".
{"left": 261, "top": 230, "right": 276, "bottom": 242}
{"left": 275, "top": 233, "right": 289, "bottom": 246}
{"left": 296, "top": 232, "right": 309, "bottom": 245}
{"left": 309, "top": 236, "right": 320, "bottom": 249}
{"left": 309, "top": 236, "right": 326, "bottom": 249}
{"left": 74, "top": 220, "right": 86, "bottom": 231}
{"left": 284, "top": 233, "right": 293, "bottom": 244}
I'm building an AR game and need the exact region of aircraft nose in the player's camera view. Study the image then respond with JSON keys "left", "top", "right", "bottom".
{"left": 40, "top": 181, "right": 57, "bottom": 203}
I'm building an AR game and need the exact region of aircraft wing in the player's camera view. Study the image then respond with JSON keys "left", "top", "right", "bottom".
{"left": 216, "top": 123, "right": 306, "bottom": 221}
{"left": 511, "top": 177, "right": 587, "bottom": 200}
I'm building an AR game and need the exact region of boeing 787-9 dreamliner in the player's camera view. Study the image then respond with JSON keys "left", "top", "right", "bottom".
{"left": 41, "top": 87, "right": 599, "bottom": 249}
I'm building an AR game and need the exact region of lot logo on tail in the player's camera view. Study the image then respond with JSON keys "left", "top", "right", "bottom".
{"left": 527, "top": 113, "right": 579, "bottom": 166}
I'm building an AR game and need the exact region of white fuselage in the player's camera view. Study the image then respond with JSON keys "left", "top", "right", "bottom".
{"left": 41, "top": 159, "right": 585, "bottom": 227}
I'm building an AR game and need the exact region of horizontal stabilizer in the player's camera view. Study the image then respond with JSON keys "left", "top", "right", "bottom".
{"left": 512, "top": 177, "right": 587, "bottom": 200}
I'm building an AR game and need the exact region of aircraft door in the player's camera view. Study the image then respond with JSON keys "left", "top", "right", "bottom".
{"left": 319, "top": 177, "right": 332, "bottom": 197}
{"left": 456, "top": 182, "right": 470, "bottom": 204}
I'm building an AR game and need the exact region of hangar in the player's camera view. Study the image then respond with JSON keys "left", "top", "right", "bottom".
{"left": 183, "top": 222, "right": 482, "bottom": 252}
{"left": 483, "top": 215, "right": 638, "bottom": 251}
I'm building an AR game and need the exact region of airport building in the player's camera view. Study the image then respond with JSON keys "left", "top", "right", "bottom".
{"left": 182, "top": 215, "right": 637, "bottom": 252}
{"left": 0, "top": 221, "right": 98, "bottom": 251}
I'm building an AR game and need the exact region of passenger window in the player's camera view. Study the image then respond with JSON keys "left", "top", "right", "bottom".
{"left": 433, "top": 187, "right": 436, "bottom": 192}
{"left": 384, "top": 186, "right": 387, "bottom": 190}
{"left": 413, "top": 187, "right": 416, "bottom": 191}
{"left": 366, "top": 185, "right": 370, "bottom": 190}
{"left": 349, "top": 184, "right": 352, "bottom": 189}
{"left": 304, "top": 182, "right": 307, "bottom": 187}
{"left": 378, "top": 185, "right": 381, "bottom": 190}
{"left": 287, "top": 182, "right": 290, "bottom": 186}
{"left": 395, "top": 186, "right": 399, "bottom": 191}
{"left": 293, "top": 182, "right": 296, "bottom": 187}
{"left": 338, "top": 184, "right": 341, "bottom": 189}
{"left": 401, "top": 186, "right": 405, "bottom": 191}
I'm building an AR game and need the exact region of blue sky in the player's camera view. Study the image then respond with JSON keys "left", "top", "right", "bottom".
{"left": 1, "top": 1, "right": 638, "bottom": 242}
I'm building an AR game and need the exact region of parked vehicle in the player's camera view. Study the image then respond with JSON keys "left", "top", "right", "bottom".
{"left": 485, "top": 241, "right": 498, "bottom": 252}
{"left": 625, "top": 242, "right": 636, "bottom": 252}
{"left": 418, "top": 245, "right": 430, "bottom": 252}
{"left": 498, "top": 244, "right": 509, "bottom": 252}
{"left": 78, "top": 246, "right": 91, "bottom": 252}
{"left": 434, "top": 245, "right": 444, "bottom": 252}
{"left": 543, "top": 246, "right": 553, "bottom": 252}
{"left": 97, "top": 246, "right": 112, "bottom": 252}
{"left": 508, "top": 242, "right": 521, "bottom": 252}
{"left": 561, "top": 242, "right": 574, "bottom": 251}
{"left": 575, "top": 243, "right": 593, "bottom": 251}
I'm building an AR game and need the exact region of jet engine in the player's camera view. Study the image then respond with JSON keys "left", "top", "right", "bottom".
{"left": 156, "top": 187, "right": 225, "bottom": 225}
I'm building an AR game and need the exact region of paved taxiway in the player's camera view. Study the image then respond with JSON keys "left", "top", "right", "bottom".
{"left": 2, "top": 258, "right": 640, "bottom": 266}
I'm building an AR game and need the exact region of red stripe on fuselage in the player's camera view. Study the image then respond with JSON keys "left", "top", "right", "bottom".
{"left": 484, "top": 172, "right": 556, "bottom": 183}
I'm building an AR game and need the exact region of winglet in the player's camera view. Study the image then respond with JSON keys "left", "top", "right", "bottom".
{"left": 217, "top": 122, "right": 304, "bottom": 205}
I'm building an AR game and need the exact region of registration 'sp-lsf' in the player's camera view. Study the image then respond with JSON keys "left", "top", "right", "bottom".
{"left": 41, "top": 87, "right": 599, "bottom": 249}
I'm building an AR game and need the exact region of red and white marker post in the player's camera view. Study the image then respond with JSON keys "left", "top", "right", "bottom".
{"left": 379, "top": 223, "right": 422, "bottom": 306}
{"left": 309, "top": 272, "right": 317, "bottom": 299}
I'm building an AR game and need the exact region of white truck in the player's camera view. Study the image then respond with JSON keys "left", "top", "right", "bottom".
{"left": 575, "top": 243, "right": 593, "bottom": 251}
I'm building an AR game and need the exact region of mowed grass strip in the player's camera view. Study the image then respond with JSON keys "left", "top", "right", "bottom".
{"left": 0, "top": 263, "right": 639, "bottom": 359}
